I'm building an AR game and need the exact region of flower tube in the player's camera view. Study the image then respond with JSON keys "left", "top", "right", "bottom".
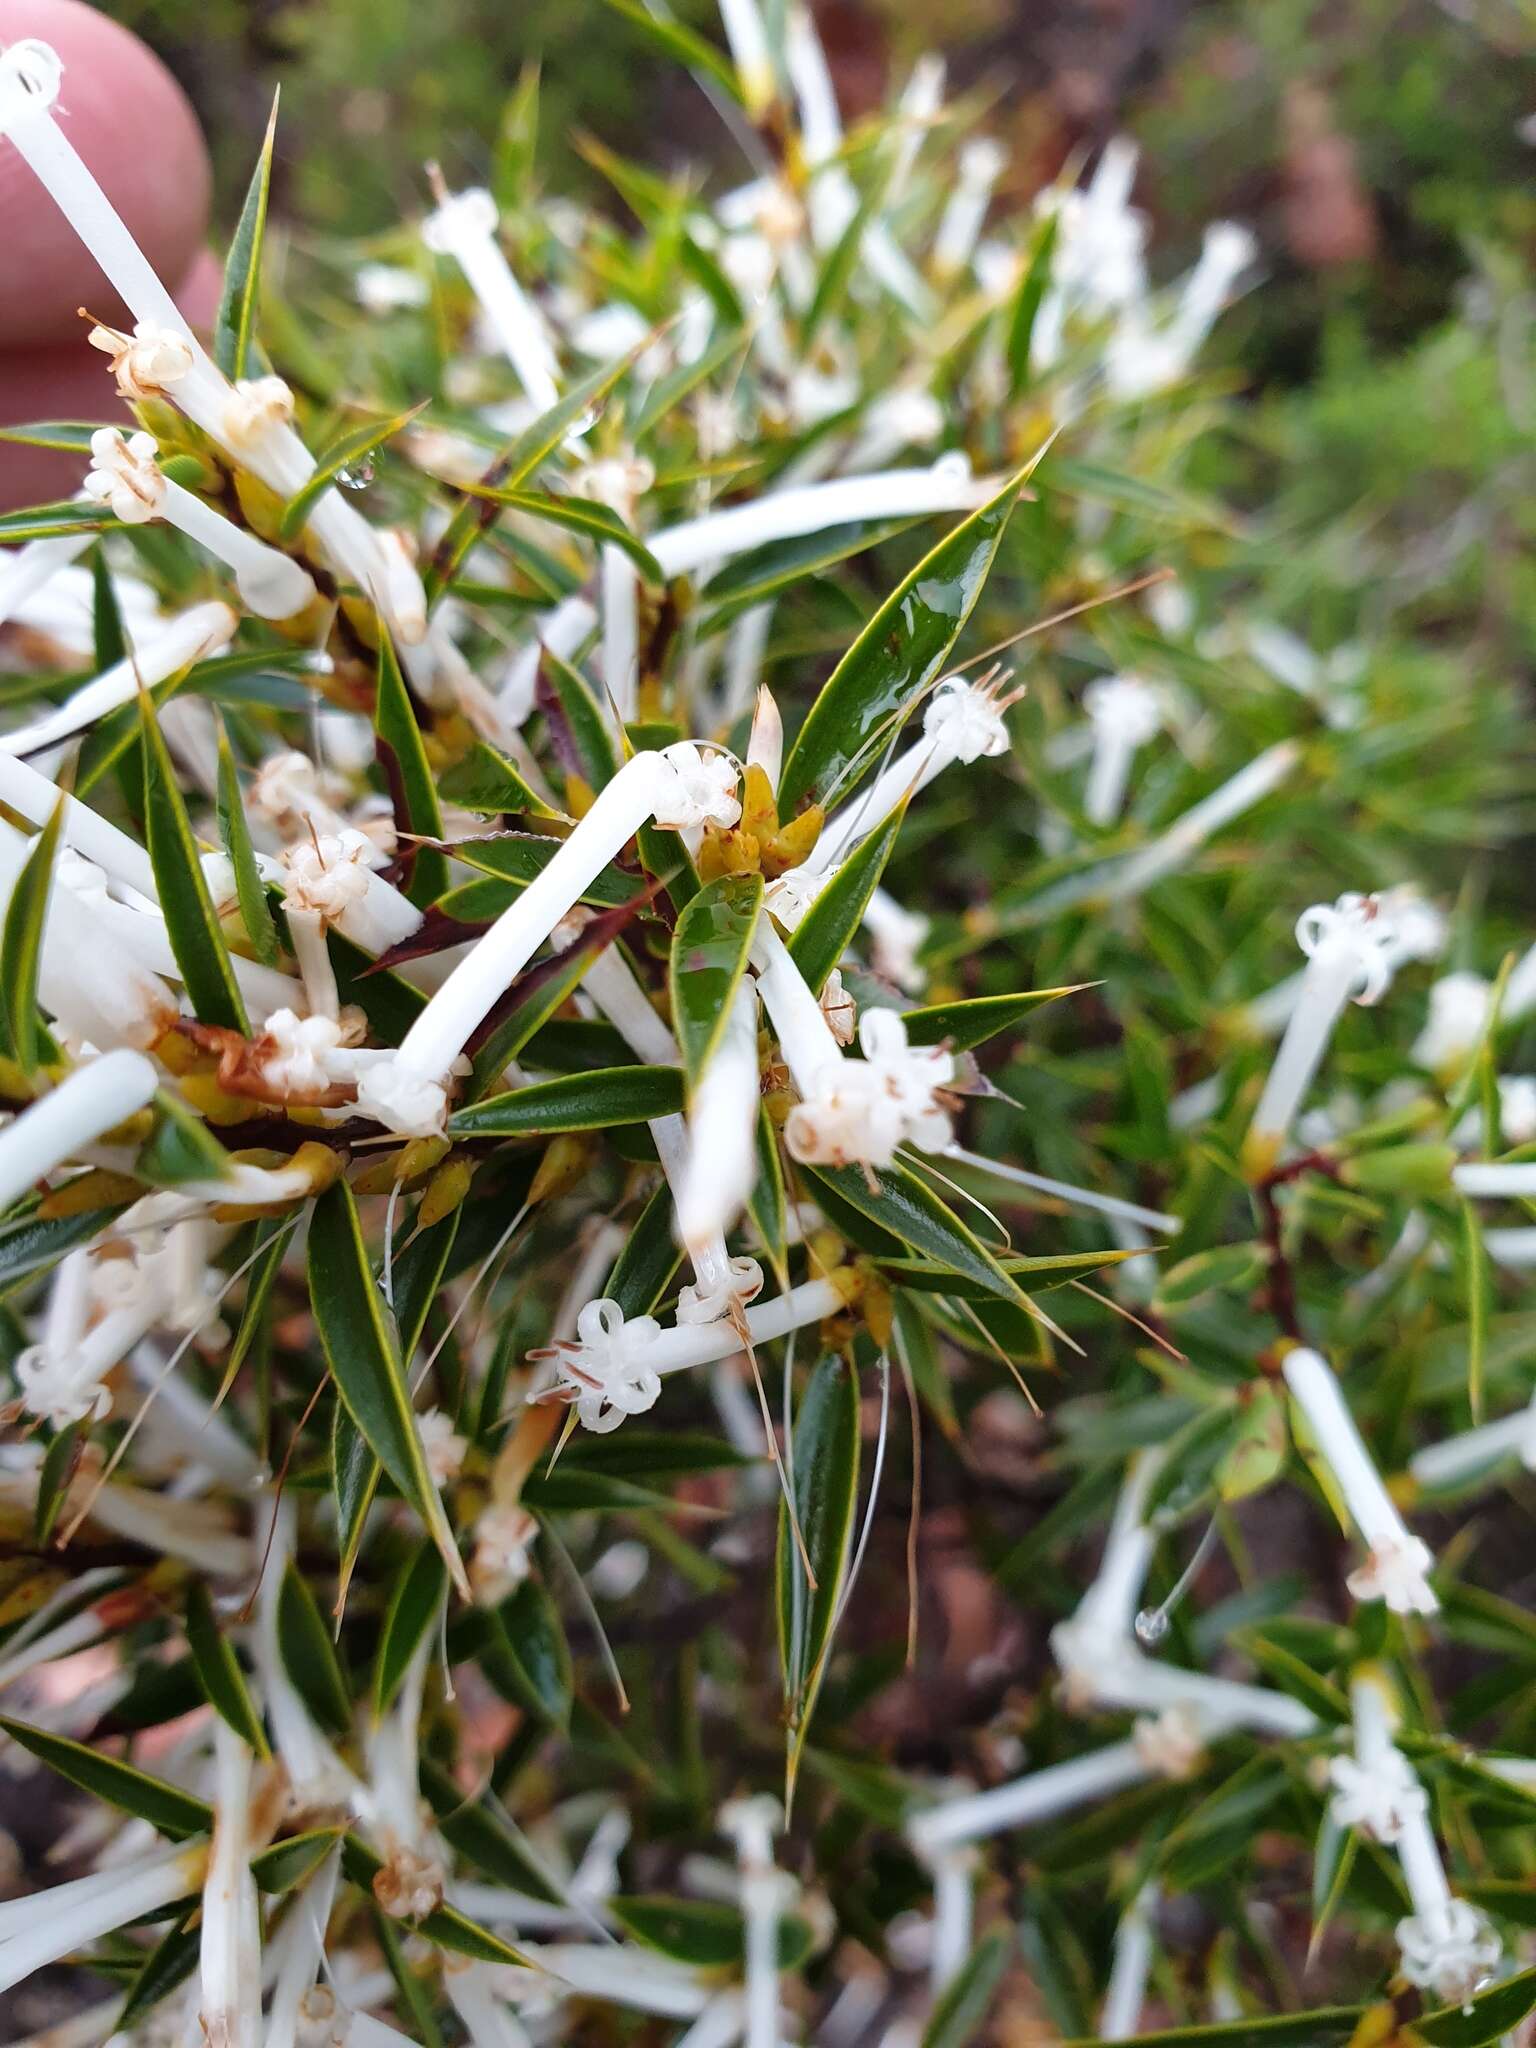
{"left": 1244, "top": 895, "right": 1405, "bottom": 1177}
{"left": 81, "top": 429, "right": 316, "bottom": 620}
{"left": 1082, "top": 674, "right": 1162, "bottom": 826}
{"left": 358, "top": 746, "right": 742, "bottom": 1134}
{"left": 0, "top": 523, "right": 94, "bottom": 628}
{"left": 534, "top": 1276, "right": 842, "bottom": 1433}
{"left": 0, "top": 1049, "right": 157, "bottom": 1212}
{"left": 423, "top": 184, "right": 561, "bottom": 412}
{"left": 197, "top": 1720, "right": 262, "bottom": 2048}
{"left": 717, "top": 0, "right": 776, "bottom": 114}
{"left": 0, "top": 1838, "right": 208, "bottom": 1995}
{"left": 0, "top": 600, "right": 237, "bottom": 757}
{"left": 254, "top": 1499, "right": 360, "bottom": 1818}
{"left": 907, "top": 1741, "right": 1153, "bottom": 1855}
{"left": 499, "top": 594, "right": 597, "bottom": 722}
{"left": 1330, "top": 1669, "right": 1500, "bottom": 2006}
{"left": 720, "top": 1797, "right": 789, "bottom": 2048}
{"left": 649, "top": 463, "right": 995, "bottom": 582}
{"left": 0, "top": 753, "right": 157, "bottom": 898}
{"left": 1100, "top": 1887, "right": 1158, "bottom": 2042}
{"left": 1282, "top": 1347, "right": 1437, "bottom": 1614}
{"left": 0, "top": 41, "right": 421, "bottom": 636}
{"left": 1410, "top": 1394, "right": 1536, "bottom": 1491}
{"left": 932, "top": 139, "right": 1006, "bottom": 281}
{"left": 1452, "top": 1161, "right": 1536, "bottom": 1198}
{"left": 264, "top": 1852, "right": 342, "bottom": 2048}
{"left": 676, "top": 977, "right": 761, "bottom": 1260}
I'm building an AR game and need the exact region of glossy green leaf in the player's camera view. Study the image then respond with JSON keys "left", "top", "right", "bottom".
{"left": 215, "top": 721, "right": 279, "bottom": 965}
{"left": 184, "top": 1579, "right": 269, "bottom": 1756}
{"left": 332, "top": 1400, "right": 383, "bottom": 1615}
{"left": 669, "top": 872, "right": 763, "bottom": 1086}
{"left": 114, "top": 1913, "right": 199, "bottom": 2033}
{"left": 595, "top": 0, "right": 742, "bottom": 100}
{"left": 0, "top": 796, "right": 61, "bottom": 1073}
{"left": 802, "top": 1160, "right": 1034, "bottom": 1308}
{"left": 216, "top": 1213, "right": 297, "bottom": 1404}
{"left": 447, "top": 1063, "right": 684, "bottom": 1138}
{"left": 489, "top": 1579, "right": 572, "bottom": 1728}
{"left": 135, "top": 1090, "right": 238, "bottom": 1190}
{"left": 374, "top": 1542, "right": 447, "bottom": 1716}
{"left": 605, "top": 1178, "right": 684, "bottom": 1316}
{"left": 34, "top": 1420, "right": 83, "bottom": 1546}
{"left": 90, "top": 545, "right": 127, "bottom": 670}
{"left": 0, "top": 421, "right": 109, "bottom": 453}
{"left": 0, "top": 1203, "right": 127, "bottom": 1297}
{"left": 699, "top": 517, "right": 917, "bottom": 634}
{"left": 307, "top": 1179, "right": 468, "bottom": 1596}
{"left": 901, "top": 985, "right": 1084, "bottom": 1051}
{"left": 541, "top": 647, "right": 620, "bottom": 788}
{"left": 612, "top": 1894, "right": 815, "bottom": 1968}
{"left": 778, "top": 469, "right": 1026, "bottom": 812}
{"left": 1061, "top": 2012, "right": 1362, "bottom": 2048}
{"left": 0, "top": 502, "right": 111, "bottom": 544}
{"left": 140, "top": 695, "right": 249, "bottom": 1033}
{"left": 1155, "top": 1242, "right": 1264, "bottom": 1309}
{"left": 425, "top": 349, "right": 644, "bottom": 603}
{"left": 252, "top": 1827, "right": 346, "bottom": 1894}
{"left": 444, "top": 830, "right": 636, "bottom": 907}
{"left": 922, "top": 1929, "right": 1012, "bottom": 2048}
{"left": 420, "top": 1757, "right": 564, "bottom": 1905}
{"left": 456, "top": 486, "right": 663, "bottom": 581}
{"left": 749, "top": 1104, "right": 788, "bottom": 1261}
{"left": 213, "top": 92, "right": 278, "bottom": 379}
{"left": 438, "top": 740, "right": 559, "bottom": 818}
{"left": 280, "top": 403, "right": 425, "bottom": 542}
{"left": 787, "top": 805, "right": 904, "bottom": 994}
{"left": 374, "top": 627, "right": 449, "bottom": 909}
{"left": 777, "top": 1353, "right": 860, "bottom": 1783}
{"left": 0, "top": 1715, "right": 211, "bottom": 1837}
{"left": 276, "top": 1561, "right": 352, "bottom": 1736}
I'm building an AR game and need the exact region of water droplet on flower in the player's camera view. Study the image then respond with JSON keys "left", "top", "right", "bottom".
{"left": 336, "top": 461, "right": 375, "bottom": 491}
{"left": 1134, "top": 1606, "right": 1169, "bottom": 1647}
{"left": 568, "top": 404, "right": 601, "bottom": 437}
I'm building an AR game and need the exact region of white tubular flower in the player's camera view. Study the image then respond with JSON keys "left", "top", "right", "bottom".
{"left": 1283, "top": 1347, "right": 1437, "bottom": 1615}
{"left": 649, "top": 461, "right": 994, "bottom": 583}
{"left": 932, "top": 137, "right": 1006, "bottom": 280}
{"left": 782, "top": 1002, "right": 955, "bottom": 1172}
{"left": 677, "top": 978, "right": 762, "bottom": 1264}
{"left": 0, "top": 522, "right": 95, "bottom": 630}
{"left": 221, "top": 374, "right": 296, "bottom": 447}
{"left": 1100, "top": 1887, "right": 1158, "bottom": 2043}
{"left": 908, "top": 1740, "right": 1153, "bottom": 1856}
{"left": 1329, "top": 1671, "right": 1427, "bottom": 1844}
{"left": 863, "top": 886, "right": 930, "bottom": 993}
{"left": 199, "top": 1720, "right": 262, "bottom": 2048}
{"left": 416, "top": 1407, "right": 467, "bottom": 1485}
{"left": 717, "top": 0, "right": 776, "bottom": 114}
{"left": 1410, "top": 1389, "right": 1536, "bottom": 1492}
{"left": 265, "top": 1855, "right": 342, "bottom": 2048}
{"left": 720, "top": 1797, "right": 790, "bottom": 2048}
{"left": 0, "top": 1049, "right": 156, "bottom": 1213}
{"left": 1396, "top": 1895, "right": 1501, "bottom": 2011}
{"left": 1167, "top": 220, "right": 1257, "bottom": 359}
{"left": 0, "top": 1835, "right": 209, "bottom": 1995}
{"left": 1244, "top": 895, "right": 1404, "bottom": 1174}
{"left": 470, "top": 1503, "right": 538, "bottom": 1603}
{"left": 0, "top": 41, "right": 421, "bottom": 638}
{"left": 536, "top": 1278, "right": 841, "bottom": 1431}
{"left": 1412, "top": 971, "right": 1491, "bottom": 1075}
{"left": 254, "top": 1501, "right": 358, "bottom": 1819}
{"left": 83, "top": 427, "right": 316, "bottom": 620}
{"left": 809, "top": 674, "right": 1012, "bottom": 878}
{"left": 250, "top": 751, "right": 353, "bottom": 841}
{"left": 762, "top": 865, "right": 826, "bottom": 932}
{"left": 1453, "top": 1160, "right": 1536, "bottom": 1198}
{"left": 361, "top": 752, "right": 740, "bottom": 1131}
{"left": 0, "top": 600, "right": 237, "bottom": 757}
{"left": 844, "top": 386, "right": 946, "bottom": 475}
{"left": 356, "top": 262, "right": 430, "bottom": 314}
{"left": 1132, "top": 1705, "right": 1206, "bottom": 1781}
{"left": 423, "top": 184, "right": 560, "bottom": 411}
{"left": 1082, "top": 674, "right": 1163, "bottom": 826}
{"left": 280, "top": 830, "right": 422, "bottom": 956}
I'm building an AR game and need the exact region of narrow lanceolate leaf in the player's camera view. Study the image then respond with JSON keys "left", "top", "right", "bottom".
{"left": 114, "top": 1914, "right": 199, "bottom": 2033}
{"left": 777, "top": 1354, "right": 860, "bottom": 1790}
{"left": 252, "top": 1828, "right": 347, "bottom": 1895}
{"left": 339, "top": 1837, "right": 530, "bottom": 1967}
{"left": 749, "top": 1106, "right": 788, "bottom": 1264}
{"left": 605, "top": 1179, "right": 683, "bottom": 1316}
{"left": 922, "top": 1929, "right": 1013, "bottom": 2048}
{"left": 596, "top": 0, "right": 743, "bottom": 102}
{"left": 425, "top": 347, "right": 646, "bottom": 603}
{"left": 420, "top": 1757, "right": 565, "bottom": 1905}
{"left": 0, "top": 502, "right": 111, "bottom": 543}
{"left": 1006, "top": 209, "right": 1059, "bottom": 394}
{"left": 184, "top": 1579, "right": 269, "bottom": 1756}
{"left": 213, "top": 91, "right": 279, "bottom": 381}
{"left": 0, "top": 1716, "right": 211, "bottom": 1837}
{"left": 374, "top": 627, "right": 449, "bottom": 909}
{"left": 140, "top": 696, "right": 248, "bottom": 1033}
{"left": 214, "top": 721, "right": 278, "bottom": 965}
{"left": 802, "top": 1160, "right": 1034, "bottom": 1308}
{"left": 0, "top": 796, "right": 62, "bottom": 1073}
{"left": 901, "top": 985, "right": 1086, "bottom": 1051}
{"left": 787, "top": 804, "right": 905, "bottom": 995}
{"left": 332, "top": 1402, "right": 382, "bottom": 1618}
{"left": 0, "top": 420, "right": 110, "bottom": 453}
{"left": 489, "top": 1579, "right": 573, "bottom": 1729}
{"left": 90, "top": 545, "right": 127, "bottom": 670}
{"left": 136, "top": 1090, "right": 239, "bottom": 1190}
{"left": 699, "top": 517, "right": 917, "bottom": 635}
{"left": 279, "top": 402, "right": 427, "bottom": 542}
{"left": 778, "top": 469, "right": 1028, "bottom": 812}
{"left": 307, "top": 1180, "right": 468, "bottom": 1596}
{"left": 612, "top": 1895, "right": 815, "bottom": 1969}
{"left": 669, "top": 873, "right": 763, "bottom": 1087}
{"left": 216, "top": 1213, "right": 297, "bottom": 1403}
{"left": 447, "top": 1063, "right": 684, "bottom": 1138}
{"left": 455, "top": 487, "right": 664, "bottom": 582}
{"left": 374, "top": 1542, "right": 447, "bottom": 1717}
{"left": 276, "top": 1562, "right": 352, "bottom": 1736}
{"left": 541, "top": 647, "right": 620, "bottom": 788}
{"left": 1059, "top": 2014, "right": 1364, "bottom": 2048}
{"left": 438, "top": 740, "right": 560, "bottom": 818}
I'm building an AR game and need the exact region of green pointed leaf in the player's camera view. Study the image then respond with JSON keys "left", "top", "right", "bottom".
{"left": 438, "top": 740, "right": 560, "bottom": 818}
{"left": 922, "top": 1929, "right": 1013, "bottom": 2048}
{"left": 307, "top": 1179, "right": 467, "bottom": 1596}
{"left": 749, "top": 1105, "right": 787, "bottom": 1261}
{"left": 447, "top": 1063, "right": 683, "bottom": 1138}
{"left": 1061, "top": 2013, "right": 1362, "bottom": 2048}
{"left": 0, "top": 796, "right": 62, "bottom": 1073}
{"left": 216, "top": 1213, "right": 297, "bottom": 1403}
{"left": 135, "top": 1089, "right": 238, "bottom": 1190}
{"left": 901, "top": 985, "right": 1085, "bottom": 1051}
{"left": 605, "top": 1178, "right": 684, "bottom": 1316}
{"left": 140, "top": 695, "right": 248, "bottom": 1033}
{"left": 612, "top": 1894, "right": 814, "bottom": 1969}
{"left": 184, "top": 1579, "right": 269, "bottom": 1756}
{"left": 425, "top": 348, "right": 645, "bottom": 604}
{"left": 0, "top": 421, "right": 112, "bottom": 453}
{"left": 1006, "top": 209, "right": 1059, "bottom": 393}
{"left": 332, "top": 1400, "right": 382, "bottom": 1616}
{"left": 803, "top": 156, "right": 891, "bottom": 349}
{"left": 489, "top": 1579, "right": 572, "bottom": 1728}
{"left": 339, "top": 1837, "right": 530, "bottom": 1965}
{"left": 801, "top": 1160, "right": 1034, "bottom": 1308}
{"left": 280, "top": 403, "right": 426, "bottom": 543}
{"left": 252, "top": 1827, "right": 346, "bottom": 1894}
{"left": 542, "top": 647, "right": 620, "bottom": 788}
{"left": 699, "top": 516, "right": 918, "bottom": 635}
{"left": 213, "top": 92, "right": 278, "bottom": 379}
{"left": 34, "top": 1419, "right": 84, "bottom": 1545}
{"left": 114, "top": 1913, "right": 200, "bottom": 2032}
{"left": 374, "top": 1542, "right": 447, "bottom": 1717}
{"left": 444, "top": 830, "right": 636, "bottom": 906}
{"left": 215, "top": 722, "right": 279, "bottom": 966}
{"left": 276, "top": 1561, "right": 353, "bottom": 1736}
{"left": 0, "top": 1203, "right": 128, "bottom": 1298}
{"left": 595, "top": 0, "right": 742, "bottom": 101}
{"left": 375, "top": 627, "right": 449, "bottom": 909}
{"left": 669, "top": 873, "right": 763, "bottom": 1086}
{"left": 90, "top": 545, "right": 127, "bottom": 670}
{"left": 420, "top": 1757, "right": 564, "bottom": 1905}
{"left": 777, "top": 1354, "right": 860, "bottom": 1774}
{"left": 0, "top": 502, "right": 111, "bottom": 544}
{"left": 1411, "top": 1966, "right": 1536, "bottom": 2046}
{"left": 787, "top": 806, "right": 904, "bottom": 995}
{"left": 0, "top": 1715, "right": 211, "bottom": 1837}
{"left": 457, "top": 486, "right": 663, "bottom": 582}
{"left": 778, "top": 470, "right": 1026, "bottom": 812}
